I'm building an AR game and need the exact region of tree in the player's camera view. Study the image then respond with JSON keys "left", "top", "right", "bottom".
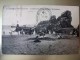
{"left": 15, "top": 24, "right": 21, "bottom": 32}
{"left": 48, "top": 15, "right": 57, "bottom": 34}
{"left": 49, "top": 15, "right": 57, "bottom": 24}
{"left": 57, "top": 10, "right": 73, "bottom": 28}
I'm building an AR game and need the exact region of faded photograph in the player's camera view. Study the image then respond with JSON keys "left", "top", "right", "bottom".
{"left": 2, "top": 5, "right": 79, "bottom": 55}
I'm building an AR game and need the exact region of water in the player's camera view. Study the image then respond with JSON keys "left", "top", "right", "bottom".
{"left": 2, "top": 25, "right": 18, "bottom": 35}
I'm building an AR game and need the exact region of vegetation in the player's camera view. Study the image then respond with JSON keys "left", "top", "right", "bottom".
{"left": 35, "top": 10, "right": 74, "bottom": 35}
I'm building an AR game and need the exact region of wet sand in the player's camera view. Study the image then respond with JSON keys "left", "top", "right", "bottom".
{"left": 2, "top": 34, "right": 79, "bottom": 55}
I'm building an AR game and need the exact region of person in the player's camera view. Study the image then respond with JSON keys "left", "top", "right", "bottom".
{"left": 57, "top": 33, "right": 62, "bottom": 39}
{"left": 34, "top": 36, "right": 41, "bottom": 42}
{"left": 20, "top": 29, "right": 24, "bottom": 35}
{"left": 29, "top": 28, "right": 32, "bottom": 35}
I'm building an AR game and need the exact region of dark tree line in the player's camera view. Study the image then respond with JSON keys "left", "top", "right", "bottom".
{"left": 47, "top": 10, "right": 73, "bottom": 34}
{"left": 35, "top": 10, "right": 79, "bottom": 36}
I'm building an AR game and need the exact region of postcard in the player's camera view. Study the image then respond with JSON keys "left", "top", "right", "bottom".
{"left": 2, "top": 5, "right": 79, "bottom": 55}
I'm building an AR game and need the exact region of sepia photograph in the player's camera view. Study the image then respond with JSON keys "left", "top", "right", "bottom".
{"left": 2, "top": 5, "right": 79, "bottom": 55}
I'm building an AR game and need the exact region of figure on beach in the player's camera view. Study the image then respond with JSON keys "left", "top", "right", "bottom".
{"left": 34, "top": 36, "right": 41, "bottom": 42}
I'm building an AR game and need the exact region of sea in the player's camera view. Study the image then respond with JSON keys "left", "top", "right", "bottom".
{"left": 2, "top": 25, "right": 18, "bottom": 35}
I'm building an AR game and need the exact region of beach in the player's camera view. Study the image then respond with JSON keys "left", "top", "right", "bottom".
{"left": 2, "top": 34, "right": 79, "bottom": 55}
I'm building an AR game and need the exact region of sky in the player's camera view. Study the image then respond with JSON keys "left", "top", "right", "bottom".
{"left": 2, "top": 5, "right": 79, "bottom": 28}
